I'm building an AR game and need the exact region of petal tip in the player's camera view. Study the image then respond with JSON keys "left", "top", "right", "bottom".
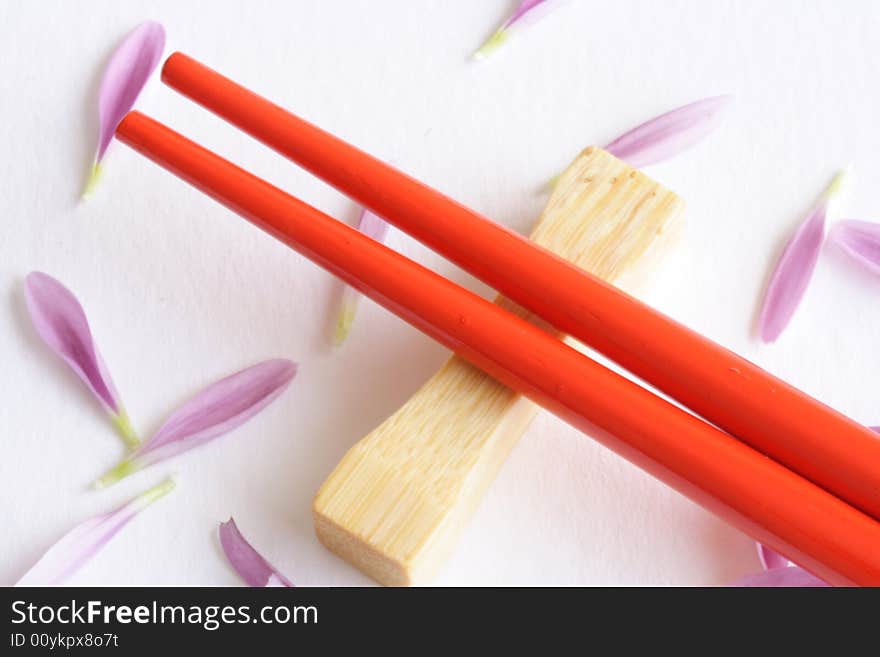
{"left": 112, "top": 410, "right": 140, "bottom": 449}
{"left": 333, "top": 303, "right": 357, "bottom": 347}
{"left": 95, "top": 459, "right": 140, "bottom": 488}
{"left": 81, "top": 163, "right": 104, "bottom": 200}
{"left": 142, "top": 476, "right": 176, "bottom": 504}
{"left": 758, "top": 331, "right": 778, "bottom": 345}
{"left": 473, "top": 29, "right": 508, "bottom": 60}
{"left": 824, "top": 166, "right": 852, "bottom": 203}
{"left": 758, "top": 313, "right": 782, "bottom": 343}
{"left": 711, "top": 93, "right": 735, "bottom": 108}
{"left": 24, "top": 271, "right": 66, "bottom": 298}
{"left": 828, "top": 220, "right": 880, "bottom": 277}
{"left": 273, "top": 359, "right": 299, "bottom": 384}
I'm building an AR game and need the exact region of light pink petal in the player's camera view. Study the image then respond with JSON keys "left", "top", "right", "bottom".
{"left": 24, "top": 272, "right": 137, "bottom": 446}
{"left": 16, "top": 479, "right": 174, "bottom": 586}
{"left": 604, "top": 95, "right": 732, "bottom": 168}
{"left": 758, "top": 171, "right": 849, "bottom": 342}
{"left": 474, "top": 1, "right": 567, "bottom": 59}
{"left": 757, "top": 543, "right": 790, "bottom": 570}
{"left": 24, "top": 272, "right": 116, "bottom": 412}
{"left": 219, "top": 518, "right": 294, "bottom": 587}
{"left": 141, "top": 359, "right": 297, "bottom": 459}
{"left": 95, "top": 22, "right": 165, "bottom": 162}
{"left": 97, "top": 360, "right": 296, "bottom": 486}
{"left": 733, "top": 566, "right": 829, "bottom": 588}
{"left": 829, "top": 220, "right": 880, "bottom": 276}
{"left": 758, "top": 204, "right": 828, "bottom": 342}
{"left": 84, "top": 22, "right": 165, "bottom": 197}
{"left": 334, "top": 208, "right": 389, "bottom": 346}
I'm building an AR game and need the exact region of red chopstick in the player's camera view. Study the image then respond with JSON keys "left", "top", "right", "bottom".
{"left": 159, "top": 52, "right": 880, "bottom": 523}
{"left": 116, "top": 110, "right": 880, "bottom": 585}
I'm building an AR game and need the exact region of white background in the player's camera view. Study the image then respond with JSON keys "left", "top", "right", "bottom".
{"left": 1, "top": 0, "right": 878, "bottom": 586}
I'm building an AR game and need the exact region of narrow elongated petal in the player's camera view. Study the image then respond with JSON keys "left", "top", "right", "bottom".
{"left": 603, "top": 96, "right": 733, "bottom": 168}
{"left": 219, "top": 518, "right": 294, "bottom": 587}
{"left": 829, "top": 220, "right": 880, "bottom": 276}
{"left": 83, "top": 21, "right": 165, "bottom": 199}
{"left": 16, "top": 478, "right": 174, "bottom": 586}
{"left": 733, "top": 566, "right": 829, "bottom": 587}
{"left": 473, "top": 0, "right": 565, "bottom": 60}
{"left": 757, "top": 543, "right": 790, "bottom": 570}
{"left": 24, "top": 272, "right": 138, "bottom": 448}
{"left": 758, "top": 170, "right": 849, "bottom": 342}
{"left": 334, "top": 208, "right": 389, "bottom": 346}
{"left": 97, "top": 360, "right": 297, "bottom": 487}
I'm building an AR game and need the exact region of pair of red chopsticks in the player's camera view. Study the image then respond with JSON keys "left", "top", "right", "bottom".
{"left": 116, "top": 52, "right": 880, "bottom": 586}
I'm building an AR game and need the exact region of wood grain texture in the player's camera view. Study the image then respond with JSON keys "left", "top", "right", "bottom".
{"left": 313, "top": 147, "right": 685, "bottom": 585}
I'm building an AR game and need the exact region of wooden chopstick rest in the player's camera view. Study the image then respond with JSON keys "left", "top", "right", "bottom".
{"left": 313, "top": 148, "right": 685, "bottom": 585}
{"left": 313, "top": 148, "right": 684, "bottom": 586}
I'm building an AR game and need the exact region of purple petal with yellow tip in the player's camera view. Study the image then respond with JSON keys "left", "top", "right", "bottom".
{"left": 24, "top": 272, "right": 138, "bottom": 448}
{"left": 16, "top": 478, "right": 174, "bottom": 586}
{"left": 83, "top": 21, "right": 165, "bottom": 198}
{"left": 733, "top": 566, "right": 829, "bottom": 588}
{"left": 473, "top": 0, "right": 565, "bottom": 60}
{"left": 334, "top": 207, "right": 389, "bottom": 346}
{"left": 97, "top": 360, "right": 297, "bottom": 487}
{"left": 829, "top": 220, "right": 880, "bottom": 277}
{"left": 758, "top": 170, "right": 849, "bottom": 343}
{"left": 604, "top": 95, "right": 733, "bottom": 168}
{"left": 219, "top": 518, "right": 294, "bottom": 587}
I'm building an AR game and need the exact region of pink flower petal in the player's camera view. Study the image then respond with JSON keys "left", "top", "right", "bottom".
{"left": 16, "top": 478, "right": 174, "bottom": 586}
{"left": 84, "top": 21, "right": 165, "bottom": 198}
{"left": 219, "top": 518, "right": 294, "bottom": 587}
{"left": 357, "top": 206, "right": 390, "bottom": 244}
{"left": 334, "top": 207, "right": 389, "bottom": 346}
{"left": 757, "top": 543, "right": 790, "bottom": 570}
{"left": 829, "top": 220, "right": 880, "bottom": 276}
{"left": 96, "top": 360, "right": 297, "bottom": 487}
{"left": 473, "top": 1, "right": 566, "bottom": 60}
{"left": 733, "top": 566, "right": 829, "bottom": 587}
{"left": 24, "top": 272, "right": 138, "bottom": 448}
{"left": 604, "top": 95, "right": 733, "bottom": 169}
{"left": 758, "top": 171, "right": 848, "bottom": 343}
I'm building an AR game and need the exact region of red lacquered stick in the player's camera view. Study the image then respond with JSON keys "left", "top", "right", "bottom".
{"left": 117, "top": 110, "right": 880, "bottom": 585}
{"left": 159, "top": 52, "right": 880, "bottom": 523}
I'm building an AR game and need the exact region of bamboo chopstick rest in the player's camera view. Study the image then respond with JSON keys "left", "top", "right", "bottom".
{"left": 313, "top": 148, "right": 685, "bottom": 585}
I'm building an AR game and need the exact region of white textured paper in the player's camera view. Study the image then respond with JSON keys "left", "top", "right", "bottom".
{"left": 1, "top": 0, "right": 879, "bottom": 586}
